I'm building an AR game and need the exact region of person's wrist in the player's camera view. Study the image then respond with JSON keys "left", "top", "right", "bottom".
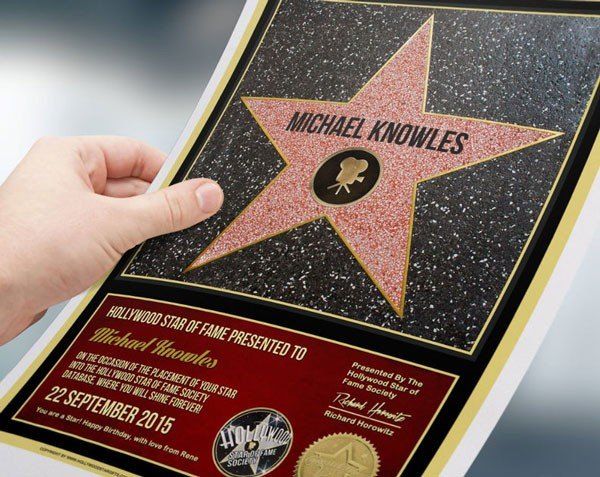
{"left": 0, "top": 221, "right": 49, "bottom": 344}
{"left": 0, "top": 255, "right": 23, "bottom": 341}
{"left": 0, "top": 262, "right": 16, "bottom": 305}
{"left": 0, "top": 207, "right": 28, "bottom": 335}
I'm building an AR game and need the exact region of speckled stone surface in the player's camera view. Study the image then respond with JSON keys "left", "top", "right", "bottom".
{"left": 187, "top": 18, "right": 558, "bottom": 316}
{"left": 126, "top": 0, "right": 600, "bottom": 351}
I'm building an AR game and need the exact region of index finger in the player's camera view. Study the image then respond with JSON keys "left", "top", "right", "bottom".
{"left": 77, "top": 135, "right": 167, "bottom": 183}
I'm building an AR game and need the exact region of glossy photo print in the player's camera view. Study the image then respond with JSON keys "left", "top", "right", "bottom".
{"left": 124, "top": 0, "right": 599, "bottom": 354}
{"left": 0, "top": 1, "right": 598, "bottom": 476}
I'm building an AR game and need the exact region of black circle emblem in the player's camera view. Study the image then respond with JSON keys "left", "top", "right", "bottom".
{"left": 311, "top": 148, "right": 382, "bottom": 206}
{"left": 213, "top": 408, "right": 293, "bottom": 477}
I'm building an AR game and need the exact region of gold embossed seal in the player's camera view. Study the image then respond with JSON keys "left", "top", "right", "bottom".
{"left": 296, "top": 433, "right": 379, "bottom": 477}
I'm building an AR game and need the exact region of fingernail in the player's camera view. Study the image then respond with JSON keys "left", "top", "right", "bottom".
{"left": 196, "top": 182, "right": 223, "bottom": 214}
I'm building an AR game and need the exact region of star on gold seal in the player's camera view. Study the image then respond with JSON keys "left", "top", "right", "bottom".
{"left": 296, "top": 433, "right": 379, "bottom": 477}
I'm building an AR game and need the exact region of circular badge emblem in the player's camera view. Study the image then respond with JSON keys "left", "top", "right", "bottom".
{"left": 311, "top": 148, "right": 382, "bottom": 207}
{"left": 213, "top": 408, "right": 293, "bottom": 477}
{"left": 296, "top": 433, "right": 379, "bottom": 477}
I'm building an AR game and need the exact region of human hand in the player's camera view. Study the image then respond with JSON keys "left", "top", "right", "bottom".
{"left": 0, "top": 136, "right": 223, "bottom": 345}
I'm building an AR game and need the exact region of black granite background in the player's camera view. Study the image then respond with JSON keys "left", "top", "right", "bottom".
{"left": 126, "top": 0, "right": 600, "bottom": 351}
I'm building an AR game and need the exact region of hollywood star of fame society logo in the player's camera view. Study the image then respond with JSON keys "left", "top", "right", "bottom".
{"left": 186, "top": 16, "right": 561, "bottom": 315}
{"left": 213, "top": 408, "right": 293, "bottom": 476}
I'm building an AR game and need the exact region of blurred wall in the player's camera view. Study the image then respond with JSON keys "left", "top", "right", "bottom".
{"left": 0, "top": 1, "right": 598, "bottom": 475}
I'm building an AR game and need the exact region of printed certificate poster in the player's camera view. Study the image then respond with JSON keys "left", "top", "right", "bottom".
{"left": 1, "top": 1, "right": 599, "bottom": 476}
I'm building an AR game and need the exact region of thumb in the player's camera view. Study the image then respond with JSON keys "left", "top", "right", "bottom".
{"left": 118, "top": 178, "right": 224, "bottom": 244}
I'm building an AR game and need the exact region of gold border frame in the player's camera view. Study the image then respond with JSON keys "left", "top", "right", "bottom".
{"left": 425, "top": 131, "right": 600, "bottom": 476}
{"left": 11, "top": 293, "right": 458, "bottom": 477}
{"left": 325, "top": 0, "right": 600, "bottom": 17}
{"left": 121, "top": 10, "right": 573, "bottom": 356}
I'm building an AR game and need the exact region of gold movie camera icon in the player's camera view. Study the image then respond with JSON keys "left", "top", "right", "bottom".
{"left": 327, "top": 157, "right": 369, "bottom": 195}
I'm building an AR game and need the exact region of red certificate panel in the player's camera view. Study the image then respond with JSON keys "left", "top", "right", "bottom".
{"left": 14, "top": 295, "right": 456, "bottom": 476}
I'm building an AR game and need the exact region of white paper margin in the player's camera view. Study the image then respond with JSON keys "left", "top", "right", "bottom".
{"left": 442, "top": 170, "right": 599, "bottom": 476}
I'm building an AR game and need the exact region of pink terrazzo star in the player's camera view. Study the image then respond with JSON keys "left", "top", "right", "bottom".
{"left": 186, "top": 17, "right": 560, "bottom": 315}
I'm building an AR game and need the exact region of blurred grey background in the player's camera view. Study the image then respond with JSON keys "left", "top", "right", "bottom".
{"left": 0, "top": 1, "right": 597, "bottom": 475}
